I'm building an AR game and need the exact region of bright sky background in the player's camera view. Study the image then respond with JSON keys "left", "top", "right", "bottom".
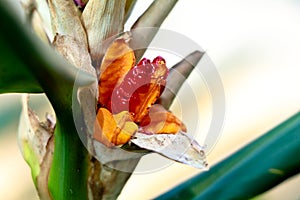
{"left": 0, "top": 0, "right": 300, "bottom": 199}
{"left": 122, "top": 1, "right": 300, "bottom": 199}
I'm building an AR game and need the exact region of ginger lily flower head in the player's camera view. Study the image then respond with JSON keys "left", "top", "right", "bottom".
{"left": 94, "top": 38, "right": 186, "bottom": 146}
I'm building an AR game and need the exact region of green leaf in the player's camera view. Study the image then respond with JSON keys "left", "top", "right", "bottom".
{"left": 0, "top": 27, "right": 42, "bottom": 93}
{"left": 130, "top": 0, "right": 178, "bottom": 61}
{"left": 0, "top": 1, "right": 95, "bottom": 96}
{"left": 159, "top": 51, "right": 204, "bottom": 109}
{"left": 156, "top": 111, "right": 300, "bottom": 200}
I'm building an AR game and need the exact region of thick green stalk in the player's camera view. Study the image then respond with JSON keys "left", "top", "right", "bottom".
{"left": 156, "top": 111, "right": 300, "bottom": 200}
{"left": 48, "top": 120, "right": 89, "bottom": 199}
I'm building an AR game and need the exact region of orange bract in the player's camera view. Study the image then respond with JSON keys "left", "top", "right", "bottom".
{"left": 94, "top": 108, "right": 137, "bottom": 146}
{"left": 139, "top": 104, "right": 187, "bottom": 134}
{"left": 98, "top": 39, "right": 135, "bottom": 108}
{"left": 131, "top": 83, "right": 163, "bottom": 123}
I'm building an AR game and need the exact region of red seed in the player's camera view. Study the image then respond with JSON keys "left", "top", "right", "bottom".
{"left": 110, "top": 57, "right": 168, "bottom": 122}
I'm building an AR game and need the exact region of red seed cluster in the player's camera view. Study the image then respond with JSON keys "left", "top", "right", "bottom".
{"left": 109, "top": 56, "right": 168, "bottom": 121}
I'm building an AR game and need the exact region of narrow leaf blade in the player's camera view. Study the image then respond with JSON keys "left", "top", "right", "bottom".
{"left": 130, "top": 0, "right": 178, "bottom": 60}
{"left": 156, "top": 111, "right": 300, "bottom": 200}
{"left": 159, "top": 51, "right": 204, "bottom": 109}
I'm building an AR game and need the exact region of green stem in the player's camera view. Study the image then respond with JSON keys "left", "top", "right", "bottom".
{"left": 48, "top": 120, "right": 89, "bottom": 199}
{"left": 156, "top": 111, "right": 300, "bottom": 200}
